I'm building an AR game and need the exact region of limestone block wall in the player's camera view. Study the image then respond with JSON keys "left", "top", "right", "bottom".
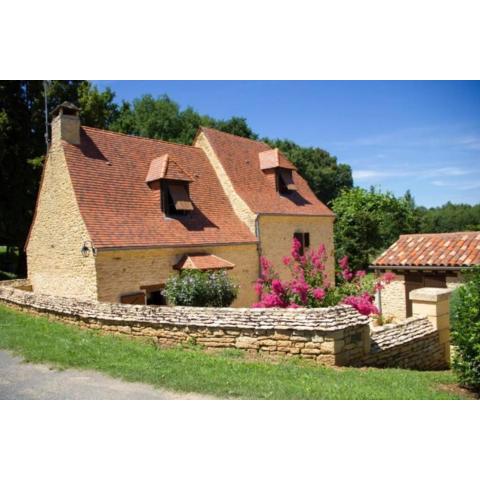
{"left": 446, "top": 273, "right": 464, "bottom": 290}
{"left": 0, "top": 281, "right": 452, "bottom": 370}
{"left": 0, "top": 280, "right": 369, "bottom": 367}
{"left": 258, "top": 215, "right": 335, "bottom": 285}
{"left": 194, "top": 132, "right": 257, "bottom": 234}
{"left": 361, "top": 317, "right": 446, "bottom": 370}
{"left": 95, "top": 243, "right": 259, "bottom": 307}
{"left": 379, "top": 274, "right": 406, "bottom": 319}
{"left": 25, "top": 143, "right": 98, "bottom": 301}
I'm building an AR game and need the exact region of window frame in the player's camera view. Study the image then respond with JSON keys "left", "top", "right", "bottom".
{"left": 293, "top": 232, "right": 310, "bottom": 256}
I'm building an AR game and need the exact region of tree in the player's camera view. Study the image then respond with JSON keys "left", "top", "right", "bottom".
{"left": 111, "top": 93, "right": 258, "bottom": 144}
{"left": 331, "top": 187, "right": 420, "bottom": 270}
{"left": 263, "top": 138, "right": 353, "bottom": 205}
{"left": 418, "top": 202, "right": 480, "bottom": 233}
{"left": 0, "top": 80, "right": 118, "bottom": 275}
{"left": 451, "top": 267, "right": 480, "bottom": 391}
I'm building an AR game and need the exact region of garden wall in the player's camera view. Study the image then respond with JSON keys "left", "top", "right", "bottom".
{"left": 0, "top": 280, "right": 450, "bottom": 369}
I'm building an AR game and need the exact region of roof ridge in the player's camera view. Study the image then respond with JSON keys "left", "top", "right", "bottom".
{"left": 400, "top": 231, "right": 480, "bottom": 237}
{"left": 200, "top": 126, "right": 270, "bottom": 147}
{"left": 81, "top": 125, "right": 204, "bottom": 151}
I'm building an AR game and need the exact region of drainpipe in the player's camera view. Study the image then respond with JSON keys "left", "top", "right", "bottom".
{"left": 255, "top": 214, "right": 262, "bottom": 300}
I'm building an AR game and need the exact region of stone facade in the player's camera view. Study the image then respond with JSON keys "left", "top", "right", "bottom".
{"left": 195, "top": 131, "right": 257, "bottom": 234}
{"left": 257, "top": 214, "right": 335, "bottom": 285}
{"left": 26, "top": 142, "right": 98, "bottom": 301}
{"left": 379, "top": 274, "right": 406, "bottom": 319}
{"left": 0, "top": 280, "right": 452, "bottom": 370}
{"left": 95, "top": 243, "right": 259, "bottom": 307}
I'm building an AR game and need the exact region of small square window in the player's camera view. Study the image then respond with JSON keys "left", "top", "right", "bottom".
{"left": 293, "top": 232, "right": 310, "bottom": 256}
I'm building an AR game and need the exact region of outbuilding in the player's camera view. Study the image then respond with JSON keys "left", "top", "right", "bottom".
{"left": 371, "top": 231, "right": 480, "bottom": 319}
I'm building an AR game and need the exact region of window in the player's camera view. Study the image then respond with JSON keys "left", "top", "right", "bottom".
{"left": 162, "top": 181, "right": 193, "bottom": 216}
{"left": 141, "top": 284, "right": 167, "bottom": 306}
{"left": 293, "top": 232, "right": 310, "bottom": 256}
{"left": 276, "top": 168, "right": 297, "bottom": 194}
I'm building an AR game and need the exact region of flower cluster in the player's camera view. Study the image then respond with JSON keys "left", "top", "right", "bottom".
{"left": 253, "top": 239, "right": 394, "bottom": 316}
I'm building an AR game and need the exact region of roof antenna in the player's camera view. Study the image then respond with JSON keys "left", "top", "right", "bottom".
{"left": 43, "top": 80, "right": 50, "bottom": 154}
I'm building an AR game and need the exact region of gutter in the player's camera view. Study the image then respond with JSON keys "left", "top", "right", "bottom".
{"left": 96, "top": 240, "right": 258, "bottom": 253}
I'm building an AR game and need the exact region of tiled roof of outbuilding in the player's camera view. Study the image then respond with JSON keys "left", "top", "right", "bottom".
{"left": 199, "top": 127, "right": 334, "bottom": 217}
{"left": 63, "top": 127, "right": 257, "bottom": 249}
{"left": 372, "top": 231, "right": 480, "bottom": 268}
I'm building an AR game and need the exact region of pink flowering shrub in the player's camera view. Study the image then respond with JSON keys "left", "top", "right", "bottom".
{"left": 253, "top": 239, "right": 393, "bottom": 316}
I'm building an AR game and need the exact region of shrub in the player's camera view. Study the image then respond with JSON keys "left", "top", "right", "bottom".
{"left": 451, "top": 267, "right": 480, "bottom": 391}
{"left": 163, "top": 269, "right": 238, "bottom": 307}
{"left": 253, "top": 238, "right": 392, "bottom": 315}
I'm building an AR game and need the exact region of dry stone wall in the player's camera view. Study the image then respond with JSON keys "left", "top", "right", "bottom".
{"left": 361, "top": 317, "right": 446, "bottom": 370}
{"left": 0, "top": 280, "right": 450, "bottom": 369}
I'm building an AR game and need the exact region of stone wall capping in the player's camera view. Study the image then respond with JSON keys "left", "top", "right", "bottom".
{"left": 408, "top": 287, "right": 454, "bottom": 302}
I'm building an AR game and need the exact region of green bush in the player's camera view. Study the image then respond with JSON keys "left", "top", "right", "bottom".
{"left": 163, "top": 269, "right": 238, "bottom": 307}
{"left": 451, "top": 267, "right": 480, "bottom": 391}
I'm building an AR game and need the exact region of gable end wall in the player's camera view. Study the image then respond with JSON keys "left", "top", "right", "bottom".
{"left": 26, "top": 143, "right": 98, "bottom": 300}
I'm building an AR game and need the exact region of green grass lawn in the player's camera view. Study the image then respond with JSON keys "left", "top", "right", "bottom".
{"left": 0, "top": 303, "right": 471, "bottom": 399}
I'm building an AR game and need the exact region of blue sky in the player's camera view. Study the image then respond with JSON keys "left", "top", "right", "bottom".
{"left": 94, "top": 81, "right": 480, "bottom": 207}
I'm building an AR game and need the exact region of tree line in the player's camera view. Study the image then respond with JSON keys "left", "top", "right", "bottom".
{"left": 0, "top": 80, "right": 478, "bottom": 275}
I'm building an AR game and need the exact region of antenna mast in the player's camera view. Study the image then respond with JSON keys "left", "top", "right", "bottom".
{"left": 43, "top": 80, "right": 50, "bottom": 153}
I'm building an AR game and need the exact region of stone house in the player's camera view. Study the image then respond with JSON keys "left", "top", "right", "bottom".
{"left": 371, "top": 231, "right": 480, "bottom": 318}
{"left": 26, "top": 102, "right": 335, "bottom": 307}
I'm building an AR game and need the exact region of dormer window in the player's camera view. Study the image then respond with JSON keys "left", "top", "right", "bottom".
{"left": 276, "top": 168, "right": 297, "bottom": 194}
{"left": 259, "top": 148, "right": 297, "bottom": 195}
{"left": 162, "top": 180, "right": 193, "bottom": 216}
{"left": 145, "top": 153, "right": 194, "bottom": 217}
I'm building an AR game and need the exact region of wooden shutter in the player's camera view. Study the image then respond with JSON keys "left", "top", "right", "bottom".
{"left": 278, "top": 168, "right": 297, "bottom": 191}
{"left": 168, "top": 183, "right": 193, "bottom": 211}
{"left": 120, "top": 292, "right": 146, "bottom": 305}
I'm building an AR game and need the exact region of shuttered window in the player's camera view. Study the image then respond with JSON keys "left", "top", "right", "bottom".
{"left": 168, "top": 183, "right": 194, "bottom": 211}
{"left": 277, "top": 168, "right": 297, "bottom": 194}
{"left": 162, "top": 181, "right": 193, "bottom": 215}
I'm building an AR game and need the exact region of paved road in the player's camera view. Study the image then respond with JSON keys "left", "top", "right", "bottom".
{"left": 0, "top": 350, "right": 211, "bottom": 400}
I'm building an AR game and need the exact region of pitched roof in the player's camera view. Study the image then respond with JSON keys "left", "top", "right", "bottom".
{"left": 372, "top": 231, "right": 480, "bottom": 268}
{"left": 173, "top": 253, "right": 235, "bottom": 270}
{"left": 62, "top": 127, "right": 257, "bottom": 249}
{"left": 199, "top": 127, "right": 334, "bottom": 216}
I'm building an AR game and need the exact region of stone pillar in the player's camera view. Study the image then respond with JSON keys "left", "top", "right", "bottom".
{"left": 409, "top": 287, "right": 453, "bottom": 366}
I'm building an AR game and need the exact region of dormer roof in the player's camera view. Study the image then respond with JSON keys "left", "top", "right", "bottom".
{"left": 145, "top": 154, "right": 194, "bottom": 184}
{"left": 259, "top": 148, "right": 297, "bottom": 171}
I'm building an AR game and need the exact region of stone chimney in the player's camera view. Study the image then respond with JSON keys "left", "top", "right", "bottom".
{"left": 51, "top": 102, "right": 81, "bottom": 145}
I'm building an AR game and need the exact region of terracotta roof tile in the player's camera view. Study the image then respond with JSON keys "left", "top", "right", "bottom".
{"left": 372, "top": 231, "right": 480, "bottom": 267}
{"left": 259, "top": 148, "right": 296, "bottom": 170}
{"left": 173, "top": 253, "right": 235, "bottom": 270}
{"left": 200, "top": 127, "right": 334, "bottom": 216}
{"left": 63, "top": 127, "right": 257, "bottom": 249}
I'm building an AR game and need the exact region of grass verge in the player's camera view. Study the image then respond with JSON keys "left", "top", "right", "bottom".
{"left": 0, "top": 303, "right": 470, "bottom": 399}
